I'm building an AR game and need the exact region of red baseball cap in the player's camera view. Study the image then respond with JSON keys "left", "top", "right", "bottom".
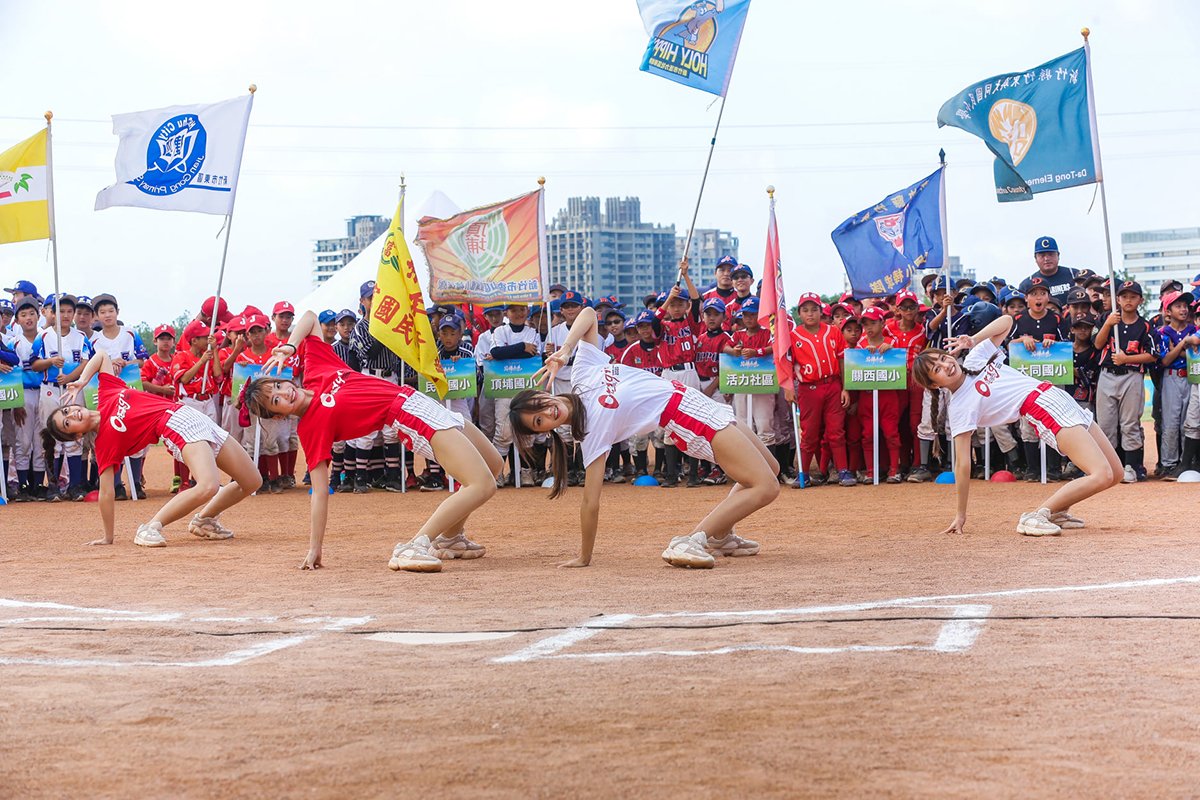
{"left": 796, "top": 292, "right": 822, "bottom": 308}
{"left": 838, "top": 291, "right": 856, "bottom": 304}
{"left": 240, "top": 305, "right": 266, "bottom": 318}
{"left": 820, "top": 303, "right": 832, "bottom": 316}
{"left": 833, "top": 302, "right": 857, "bottom": 317}
{"left": 225, "top": 315, "right": 247, "bottom": 334}
{"left": 1162, "top": 290, "right": 1194, "bottom": 310}
{"left": 182, "top": 320, "right": 209, "bottom": 344}
{"left": 860, "top": 306, "right": 888, "bottom": 322}
{"left": 152, "top": 324, "right": 176, "bottom": 339}
{"left": 200, "top": 296, "right": 234, "bottom": 325}
{"left": 244, "top": 313, "right": 269, "bottom": 330}
{"left": 894, "top": 290, "right": 919, "bottom": 307}
{"left": 273, "top": 301, "right": 295, "bottom": 316}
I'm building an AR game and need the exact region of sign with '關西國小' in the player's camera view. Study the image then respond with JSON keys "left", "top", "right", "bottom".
{"left": 842, "top": 348, "right": 908, "bottom": 390}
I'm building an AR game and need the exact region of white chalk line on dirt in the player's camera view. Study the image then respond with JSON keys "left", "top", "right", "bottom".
{"left": 0, "top": 597, "right": 374, "bottom": 668}
{"left": 494, "top": 574, "right": 1200, "bottom": 663}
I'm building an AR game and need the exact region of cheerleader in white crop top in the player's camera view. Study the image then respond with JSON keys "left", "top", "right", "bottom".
{"left": 509, "top": 307, "right": 781, "bottom": 570}
{"left": 912, "top": 313, "right": 1121, "bottom": 537}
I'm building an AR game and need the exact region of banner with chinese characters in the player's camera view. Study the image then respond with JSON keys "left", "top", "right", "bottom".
{"left": 420, "top": 358, "right": 477, "bottom": 400}
{"left": 842, "top": 348, "right": 908, "bottom": 390}
{"left": 1007, "top": 341, "right": 1074, "bottom": 385}
{"left": 416, "top": 189, "right": 545, "bottom": 305}
{"left": 718, "top": 353, "right": 778, "bottom": 394}
{"left": 1187, "top": 347, "right": 1200, "bottom": 385}
{"left": 482, "top": 357, "right": 541, "bottom": 399}
{"left": 636, "top": 0, "right": 752, "bottom": 97}
{"left": 0, "top": 368, "right": 24, "bottom": 410}
{"left": 229, "top": 363, "right": 293, "bottom": 406}
{"left": 83, "top": 363, "right": 146, "bottom": 410}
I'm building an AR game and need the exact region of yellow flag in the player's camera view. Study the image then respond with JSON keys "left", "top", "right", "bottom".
{"left": 0, "top": 129, "right": 50, "bottom": 244}
{"left": 369, "top": 202, "right": 448, "bottom": 397}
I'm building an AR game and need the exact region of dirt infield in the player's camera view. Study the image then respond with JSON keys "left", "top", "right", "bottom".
{"left": 3, "top": 445, "right": 1200, "bottom": 798}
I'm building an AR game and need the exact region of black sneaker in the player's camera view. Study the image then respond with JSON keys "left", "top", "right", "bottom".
{"left": 1164, "top": 463, "right": 1186, "bottom": 482}
{"left": 906, "top": 466, "right": 933, "bottom": 483}
{"left": 67, "top": 484, "right": 88, "bottom": 502}
{"left": 114, "top": 484, "right": 128, "bottom": 501}
{"left": 419, "top": 474, "right": 446, "bottom": 492}
{"left": 353, "top": 474, "right": 373, "bottom": 494}
{"left": 838, "top": 470, "right": 857, "bottom": 487}
{"left": 806, "top": 471, "right": 826, "bottom": 487}
{"left": 686, "top": 474, "right": 702, "bottom": 488}
{"left": 337, "top": 475, "right": 356, "bottom": 493}
{"left": 384, "top": 475, "right": 404, "bottom": 493}
{"left": 135, "top": 483, "right": 147, "bottom": 500}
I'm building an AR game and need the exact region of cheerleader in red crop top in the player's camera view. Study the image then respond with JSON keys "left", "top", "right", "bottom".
{"left": 245, "top": 310, "right": 504, "bottom": 572}
{"left": 44, "top": 349, "right": 261, "bottom": 549}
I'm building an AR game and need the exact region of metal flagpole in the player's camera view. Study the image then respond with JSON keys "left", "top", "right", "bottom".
{"left": 939, "top": 148, "right": 954, "bottom": 474}
{"left": 984, "top": 428, "right": 992, "bottom": 479}
{"left": 399, "top": 173, "right": 408, "bottom": 494}
{"left": 44, "top": 111, "right": 63, "bottom": 365}
{"left": 124, "top": 456, "right": 138, "bottom": 502}
{"left": 1081, "top": 27, "right": 1121, "bottom": 348}
{"left": 872, "top": 390, "right": 880, "bottom": 485}
{"left": 252, "top": 421, "right": 262, "bottom": 495}
{"left": 203, "top": 84, "right": 256, "bottom": 392}
{"left": 676, "top": 96, "right": 728, "bottom": 283}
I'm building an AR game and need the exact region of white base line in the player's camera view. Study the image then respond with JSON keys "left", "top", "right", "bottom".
{"left": 495, "top": 574, "right": 1200, "bottom": 664}
{"left": 0, "top": 635, "right": 314, "bottom": 669}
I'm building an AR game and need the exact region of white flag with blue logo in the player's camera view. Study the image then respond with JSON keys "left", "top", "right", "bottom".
{"left": 94, "top": 94, "right": 253, "bottom": 215}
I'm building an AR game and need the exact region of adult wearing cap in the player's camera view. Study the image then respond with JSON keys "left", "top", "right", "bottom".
{"left": 703, "top": 255, "right": 739, "bottom": 306}
{"left": 30, "top": 294, "right": 91, "bottom": 500}
{"left": 5, "top": 279, "right": 39, "bottom": 308}
{"left": 348, "top": 279, "right": 411, "bottom": 493}
{"left": 1028, "top": 236, "right": 1077, "bottom": 306}
{"left": 1157, "top": 289, "right": 1198, "bottom": 478}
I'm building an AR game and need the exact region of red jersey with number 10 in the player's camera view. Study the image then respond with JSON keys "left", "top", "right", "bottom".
{"left": 655, "top": 312, "right": 698, "bottom": 368}
{"left": 884, "top": 320, "right": 927, "bottom": 368}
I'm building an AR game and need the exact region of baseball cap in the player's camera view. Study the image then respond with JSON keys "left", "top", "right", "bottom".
{"left": 738, "top": 296, "right": 760, "bottom": 316}
{"left": 701, "top": 297, "right": 727, "bottom": 314}
{"left": 43, "top": 293, "right": 77, "bottom": 308}
{"left": 240, "top": 305, "right": 266, "bottom": 319}
{"left": 222, "top": 315, "right": 245, "bottom": 334}
{"left": 1034, "top": 236, "right": 1059, "bottom": 254}
{"left": 604, "top": 308, "right": 627, "bottom": 322}
{"left": 200, "top": 296, "right": 234, "bottom": 324}
{"left": 796, "top": 292, "right": 822, "bottom": 308}
{"left": 860, "top": 306, "right": 887, "bottom": 322}
{"left": 1003, "top": 290, "right": 1026, "bottom": 306}
{"left": 335, "top": 308, "right": 357, "bottom": 323}
{"left": 529, "top": 303, "right": 543, "bottom": 315}
{"left": 592, "top": 296, "right": 614, "bottom": 309}
{"left": 1161, "top": 290, "right": 1194, "bottom": 310}
{"left": 1022, "top": 276, "right": 1051, "bottom": 294}
{"left": 244, "top": 314, "right": 269, "bottom": 331}
{"left": 318, "top": 309, "right": 337, "bottom": 324}
{"left": 634, "top": 309, "right": 658, "bottom": 326}
{"left": 273, "top": 300, "right": 295, "bottom": 316}
{"left": 13, "top": 298, "right": 38, "bottom": 315}
{"left": 624, "top": 317, "right": 638, "bottom": 331}
{"left": 0, "top": 299, "right": 12, "bottom": 313}
{"left": 548, "top": 283, "right": 567, "bottom": 294}
{"left": 5, "top": 279, "right": 38, "bottom": 296}
{"left": 716, "top": 255, "right": 738, "bottom": 269}
{"left": 820, "top": 303, "right": 832, "bottom": 316}
{"left": 1158, "top": 278, "right": 1184, "bottom": 296}
{"left": 74, "top": 295, "right": 95, "bottom": 310}
{"left": 181, "top": 319, "right": 209, "bottom": 343}
{"left": 1116, "top": 280, "right": 1143, "bottom": 297}
{"left": 438, "top": 315, "right": 463, "bottom": 330}
{"left": 1046, "top": 293, "right": 1064, "bottom": 308}
{"left": 989, "top": 276, "right": 1008, "bottom": 287}
{"left": 91, "top": 293, "right": 118, "bottom": 311}
{"left": 731, "top": 264, "right": 754, "bottom": 279}
{"left": 482, "top": 304, "right": 506, "bottom": 315}
{"left": 970, "top": 282, "right": 997, "bottom": 300}
{"left": 833, "top": 302, "right": 856, "bottom": 317}
{"left": 358, "top": 281, "right": 376, "bottom": 299}
{"left": 1065, "top": 287, "right": 1091, "bottom": 306}
{"left": 837, "top": 315, "right": 861, "bottom": 330}
{"left": 153, "top": 324, "right": 176, "bottom": 339}
{"left": 894, "top": 290, "right": 919, "bottom": 307}
{"left": 1071, "top": 314, "right": 1097, "bottom": 329}
{"left": 558, "top": 290, "right": 583, "bottom": 307}
{"left": 838, "top": 291, "right": 856, "bottom": 303}
{"left": 1074, "top": 269, "right": 1097, "bottom": 283}
{"left": 1083, "top": 275, "right": 1105, "bottom": 289}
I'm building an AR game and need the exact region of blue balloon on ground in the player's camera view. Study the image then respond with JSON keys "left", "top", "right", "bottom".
{"left": 934, "top": 471, "right": 956, "bottom": 484}
{"left": 541, "top": 476, "right": 556, "bottom": 489}
{"left": 309, "top": 486, "right": 335, "bottom": 495}
{"left": 632, "top": 475, "right": 660, "bottom": 487}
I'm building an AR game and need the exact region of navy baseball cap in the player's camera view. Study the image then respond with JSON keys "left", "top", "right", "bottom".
{"left": 359, "top": 280, "right": 376, "bottom": 298}
{"left": 438, "top": 314, "right": 463, "bottom": 330}
{"left": 529, "top": 303, "right": 543, "bottom": 315}
{"left": 634, "top": 310, "right": 657, "bottom": 326}
{"left": 654, "top": 291, "right": 669, "bottom": 305}
{"left": 1116, "top": 280, "right": 1143, "bottom": 297}
{"left": 558, "top": 290, "right": 584, "bottom": 307}
{"left": 603, "top": 308, "right": 627, "bottom": 322}
{"left": 716, "top": 255, "right": 738, "bottom": 269}
{"left": 43, "top": 293, "right": 77, "bottom": 308}
{"left": 548, "top": 283, "right": 567, "bottom": 294}
{"left": 624, "top": 317, "right": 638, "bottom": 330}
{"left": 0, "top": 299, "right": 12, "bottom": 312}
{"left": 1034, "top": 236, "right": 1059, "bottom": 254}
{"left": 672, "top": 287, "right": 692, "bottom": 301}
{"left": 1003, "top": 290, "right": 1025, "bottom": 306}
{"left": 737, "top": 296, "right": 761, "bottom": 316}
{"left": 990, "top": 276, "right": 1008, "bottom": 287}
{"left": 731, "top": 264, "right": 754, "bottom": 279}
{"left": 318, "top": 309, "right": 337, "bottom": 324}
{"left": 701, "top": 297, "right": 727, "bottom": 314}
{"left": 4, "top": 280, "right": 37, "bottom": 295}
{"left": 335, "top": 308, "right": 357, "bottom": 323}
{"left": 482, "top": 304, "right": 506, "bottom": 315}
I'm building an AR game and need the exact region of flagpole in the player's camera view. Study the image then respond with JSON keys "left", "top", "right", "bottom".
{"left": 44, "top": 111, "right": 64, "bottom": 362}
{"left": 203, "top": 84, "right": 256, "bottom": 391}
{"left": 677, "top": 95, "right": 728, "bottom": 283}
{"left": 937, "top": 148, "right": 954, "bottom": 474}
{"left": 767, "top": 184, "right": 803, "bottom": 485}
{"left": 398, "top": 172, "right": 409, "bottom": 494}
{"left": 1081, "top": 27, "right": 1121, "bottom": 347}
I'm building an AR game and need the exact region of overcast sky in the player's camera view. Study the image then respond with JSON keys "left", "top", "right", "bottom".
{"left": 1, "top": 0, "right": 1197, "bottom": 324}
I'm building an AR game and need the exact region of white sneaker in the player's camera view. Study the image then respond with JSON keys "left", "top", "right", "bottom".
{"left": 388, "top": 535, "right": 443, "bottom": 572}
{"left": 134, "top": 521, "right": 167, "bottom": 547}
{"left": 519, "top": 468, "right": 533, "bottom": 487}
{"left": 188, "top": 514, "right": 234, "bottom": 540}
{"left": 661, "top": 532, "right": 716, "bottom": 569}
{"left": 1016, "top": 507, "right": 1062, "bottom": 537}
{"left": 1122, "top": 465, "right": 1137, "bottom": 484}
{"left": 705, "top": 530, "right": 760, "bottom": 557}
{"left": 430, "top": 532, "right": 486, "bottom": 560}
{"left": 1050, "top": 511, "right": 1085, "bottom": 529}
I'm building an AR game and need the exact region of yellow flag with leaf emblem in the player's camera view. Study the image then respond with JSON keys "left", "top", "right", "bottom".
{"left": 369, "top": 202, "right": 447, "bottom": 397}
{"left": 0, "top": 129, "right": 50, "bottom": 244}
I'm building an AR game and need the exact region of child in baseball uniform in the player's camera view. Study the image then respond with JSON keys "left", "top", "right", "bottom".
{"left": 30, "top": 294, "right": 91, "bottom": 501}
{"left": 1094, "top": 281, "right": 1158, "bottom": 482}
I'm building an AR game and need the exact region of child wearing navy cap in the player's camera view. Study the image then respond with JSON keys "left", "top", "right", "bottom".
{"left": 725, "top": 296, "right": 776, "bottom": 469}
{"left": 5, "top": 299, "right": 45, "bottom": 500}
{"left": 1157, "top": 290, "right": 1197, "bottom": 479}
{"left": 487, "top": 303, "right": 543, "bottom": 486}
{"left": 1095, "top": 281, "right": 1159, "bottom": 482}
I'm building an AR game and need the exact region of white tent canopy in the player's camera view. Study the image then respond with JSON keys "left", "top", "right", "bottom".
{"left": 293, "top": 190, "right": 460, "bottom": 319}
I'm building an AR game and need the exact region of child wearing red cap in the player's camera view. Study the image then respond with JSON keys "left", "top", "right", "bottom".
{"left": 170, "top": 320, "right": 222, "bottom": 490}
{"left": 142, "top": 324, "right": 184, "bottom": 492}
{"left": 784, "top": 292, "right": 854, "bottom": 487}
{"left": 267, "top": 301, "right": 301, "bottom": 488}
{"left": 884, "top": 290, "right": 928, "bottom": 479}
{"left": 856, "top": 307, "right": 903, "bottom": 483}
{"left": 654, "top": 259, "right": 703, "bottom": 486}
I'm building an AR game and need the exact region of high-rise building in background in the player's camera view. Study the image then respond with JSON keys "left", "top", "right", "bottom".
{"left": 545, "top": 197, "right": 681, "bottom": 307}
{"left": 676, "top": 228, "right": 739, "bottom": 274}
{"left": 311, "top": 215, "right": 390, "bottom": 286}
{"left": 1121, "top": 227, "right": 1200, "bottom": 298}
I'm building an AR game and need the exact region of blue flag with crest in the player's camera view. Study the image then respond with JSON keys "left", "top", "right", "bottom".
{"left": 637, "top": 0, "right": 751, "bottom": 97}
{"left": 937, "top": 47, "right": 1099, "bottom": 203}
{"left": 831, "top": 167, "right": 946, "bottom": 299}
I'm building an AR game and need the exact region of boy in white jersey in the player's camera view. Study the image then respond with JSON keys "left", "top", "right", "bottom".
{"left": 89, "top": 293, "right": 150, "bottom": 497}
{"left": 5, "top": 300, "right": 45, "bottom": 500}
{"left": 546, "top": 291, "right": 586, "bottom": 485}
{"left": 510, "top": 307, "right": 781, "bottom": 570}
{"left": 486, "top": 302, "right": 542, "bottom": 485}
{"left": 913, "top": 313, "right": 1122, "bottom": 537}
{"left": 30, "top": 294, "right": 92, "bottom": 501}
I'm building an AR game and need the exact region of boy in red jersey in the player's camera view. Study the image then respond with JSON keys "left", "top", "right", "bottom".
{"left": 857, "top": 306, "right": 903, "bottom": 483}
{"left": 784, "top": 292, "right": 854, "bottom": 487}
{"left": 621, "top": 310, "right": 666, "bottom": 477}
{"left": 884, "top": 290, "right": 929, "bottom": 479}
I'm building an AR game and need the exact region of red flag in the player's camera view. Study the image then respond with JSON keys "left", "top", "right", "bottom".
{"left": 758, "top": 198, "right": 794, "bottom": 387}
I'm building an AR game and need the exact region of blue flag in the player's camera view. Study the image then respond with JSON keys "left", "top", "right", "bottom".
{"left": 937, "top": 47, "right": 1099, "bottom": 203}
{"left": 831, "top": 167, "right": 946, "bottom": 299}
{"left": 637, "top": 0, "right": 751, "bottom": 97}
